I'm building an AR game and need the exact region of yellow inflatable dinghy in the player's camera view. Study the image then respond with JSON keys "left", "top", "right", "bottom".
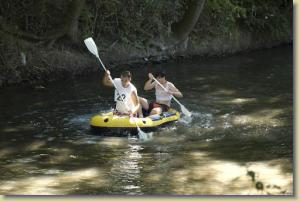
{"left": 90, "top": 108, "right": 180, "bottom": 133}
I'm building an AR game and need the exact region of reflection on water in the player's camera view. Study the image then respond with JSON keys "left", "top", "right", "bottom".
{"left": 110, "top": 139, "right": 143, "bottom": 195}
{"left": 0, "top": 45, "right": 293, "bottom": 195}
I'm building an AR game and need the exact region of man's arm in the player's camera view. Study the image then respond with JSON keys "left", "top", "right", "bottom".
{"left": 102, "top": 70, "right": 114, "bottom": 87}
{"left": 130, "top": 91, "right": 140, "bottom": 114}
{"left": 168, "top": 83, "right": 183, "bottom": 98}
{"left": 144, "top": 73, "right": 156, "bottom": 91}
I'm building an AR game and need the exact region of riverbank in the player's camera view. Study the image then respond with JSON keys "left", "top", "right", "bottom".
{"left": 0, "top": 0, "right": 292, "bottom": 88}
{"left": 0, "top": 31, "right": 292, "bottom": 88}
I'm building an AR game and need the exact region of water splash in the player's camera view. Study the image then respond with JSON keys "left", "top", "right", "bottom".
{"left": 190, "top": 111, "right": 214, "bottom": 128}
{"left": 65, "top": 114, "right": 93, "bottom": 128}
{"left": 138, "top": 129, "right": 153, "bottom": 142}
{"left": 179, "top": 115, "right": 193, "bottom": 124}
{"left": 129, "top": 117, "right": 153, "bottom": 142}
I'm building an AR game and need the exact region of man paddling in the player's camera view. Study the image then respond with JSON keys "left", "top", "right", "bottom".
{"left": 143, "top": 70, "right": 183, "bottom": 115}
{"left": 103, "top": 70, "right": 144, "bottom": 117}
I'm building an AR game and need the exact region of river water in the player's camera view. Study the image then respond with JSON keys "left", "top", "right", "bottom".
{"left": 0, "top": 45, "right": 293, "bottom": 195}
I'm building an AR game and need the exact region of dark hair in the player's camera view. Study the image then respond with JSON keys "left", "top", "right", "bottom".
{"left": 155, "top": 70, "right": 166, "bottom": 78}
{"left": 121, "top": 71, "right": 132, "bottom": 78}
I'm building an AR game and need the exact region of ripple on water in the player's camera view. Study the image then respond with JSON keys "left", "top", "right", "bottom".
{"left": 181, "top": 111, "right": 214, "bottom": 129}
{"left": 109, "top": 143, "right": 143, "bottom": 194}
{"left": 27, "top": 169, "right": 64, "bottom": 175}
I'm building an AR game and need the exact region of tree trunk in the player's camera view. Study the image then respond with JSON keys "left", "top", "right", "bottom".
{"left": 171, "top": 0, "right": 206, "bottom": 42}
{"left": 147, "top": 0, "right": 206, "bottom": 52}
{"left": 65, "top": 0, "right": 85, "bottom": 43}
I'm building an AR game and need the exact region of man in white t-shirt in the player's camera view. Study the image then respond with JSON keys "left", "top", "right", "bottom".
{"left": 102, "top": 70, "right": 144, "bottom": 117}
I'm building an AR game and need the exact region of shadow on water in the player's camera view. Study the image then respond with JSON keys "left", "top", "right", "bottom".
{"left": 0, "top": 45, "right": 293, "bottom": 195}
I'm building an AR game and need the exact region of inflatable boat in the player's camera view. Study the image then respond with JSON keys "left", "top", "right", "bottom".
{"left": 90, "top": 108, "right": 180, "bottom": 134}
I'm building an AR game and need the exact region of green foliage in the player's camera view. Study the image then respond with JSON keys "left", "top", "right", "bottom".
{"left": 234, "top": 0, "right": 293, "bottom": 39}
{"left": 194, "top": 0, "right": 292, "bottom": 40}
{"left": 82, "top": 0, "right": 184, "bottom": 47}
{"left": 0, "top": 0, "right": 68, "bottom": 36}
{"left": 0, "top": 0, "right": 292, "bottom": 48}
{"left": 192, "top": 0, "right": 246, "bottom": 39}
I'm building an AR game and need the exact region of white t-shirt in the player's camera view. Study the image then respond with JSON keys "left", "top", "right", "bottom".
{"left": 113, "top": 78, "right": 137, "bottom": 113}
{"left": 155, "top": 82, "right": 174, "bottom": 106}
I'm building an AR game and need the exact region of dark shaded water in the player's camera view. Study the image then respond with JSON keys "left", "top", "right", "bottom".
{"left": 0, "top": 46, "right": 293, "bottom": 195}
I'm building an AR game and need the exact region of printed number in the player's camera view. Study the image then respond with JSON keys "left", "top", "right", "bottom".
{"left": 116, "top": 93, "right": 126, "bottom": 101}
